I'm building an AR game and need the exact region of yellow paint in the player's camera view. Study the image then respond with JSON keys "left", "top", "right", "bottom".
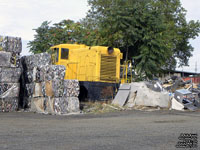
{"left": 50, "top": 44, "right": 122, "bottom": 83}
{"left": 121, "top": 60, "right": 132, "bottom": 84}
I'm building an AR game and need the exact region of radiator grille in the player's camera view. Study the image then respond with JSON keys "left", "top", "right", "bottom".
{"left": 100, "top": 55, "right": 116, "bottom": 82}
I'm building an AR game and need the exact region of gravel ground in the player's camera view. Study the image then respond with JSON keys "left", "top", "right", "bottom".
{"left": 0, "top": 110, "right": 199, "bottom": 150}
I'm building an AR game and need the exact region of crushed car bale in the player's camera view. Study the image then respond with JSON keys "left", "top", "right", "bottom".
{"left": 20, "top": 53, "right": 80, "bottom": 115}
{"left": 0, "top": 35, "right": 22, "bottom": 112}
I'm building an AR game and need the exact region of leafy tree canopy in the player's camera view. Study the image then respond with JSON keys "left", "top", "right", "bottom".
{"left": 28, "top": 0, "right": 200, "bottom": 79}
{"left": 28, "top": 20, "right": 86, "bottom": 53}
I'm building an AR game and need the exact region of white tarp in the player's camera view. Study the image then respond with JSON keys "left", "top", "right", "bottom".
{"left": 170, "top": 98, "right": 184, "bottom": 111}
{"left": 127, "top": 82, "right": 170, "bottom": 108}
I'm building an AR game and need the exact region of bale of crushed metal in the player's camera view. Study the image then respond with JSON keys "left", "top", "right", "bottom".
{"left": 0, "top": 83, "right": 16, "bottom": 95}
{"left": 30, "top": 97, "right": 77, "bottom": 114}
{"left": 22, "top": 97, "right": 31, "bottom": 109}
{"left": 53, "top": 97, "right": 69, "bottom": 114}
{"left": 0, "top": 51, "right": 11, "bottom": 67}
{"left": 23, "top": 65, "right": 65, "bottom": 83}
{"left": 24, "top": 69, "right": 37, "bottom": 83}
{"left": 21, "top": 53, "right": 80, "bottom": 114}
{"left": 30, "top": 96, "right": 80, "bottom": 115}
{"left": 25, "top": 79, "right": 66, "bottom": 98}
{"left": 23, "top": 66, "right": 46, "bottom": 83}
{"left": 24, "top": 83, "right": 35, "bottom": 98}
{"left": 40, "top": 65, "right": 66, "bottom": 81}
{"left": 67, "top": 97, "right": 80, "bottom": 113}
{"left": 63, "top": 80, "right": 80, "bottom": 97}
{"left": 36, "top": 65, "right": 66, "bottom": 97}
{"left": 0, "top": 51, "right": 20, "bottom": 67}
{"left": 44, "top": 97, "right": 55, "bottom": 114}
{"left": 43, "top": 79, "right": 64, "bottom": 97}
{"left": 29, "top": 96, "right": 80, "bottom": 114}
{"left": 33, "top": 83, "right": 44, "bottom": 98}
{"left": 127, "top": 82, "right": 170, "bottom": 108}
{"left": 22, "top": 65, "right": 66, "bottom": 110}
{"left": 0, "top": 83, "right": 20, "bottom": 98}
{"left": 0, "top": 35, "right": 22, "bottom": 53}
{"left": 9, "top": 52, "right": 21, "bottom": 67}
{"left": 46, "top": 97, "right": 80, "bottom": 114}
{"left": 22, "top": 52, "right": 51, "bottom": 71}
{"left": 0, "top": 67, "right": 21, "bottom": 83}
{"left": 0, "top": 98, "right": 18, "bottom": 112}
{"left": 25, "top": 83, "right": 45, "bottom": 98}
{"left": 0, "top": 35, "right": 22, "bottom": 112}
{"left": 30, "top": 97, "right": 46, "bottom": 113}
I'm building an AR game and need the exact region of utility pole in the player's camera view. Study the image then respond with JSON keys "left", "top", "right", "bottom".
{"left": 195, "top": 61, "right": 197, "bottom": 73}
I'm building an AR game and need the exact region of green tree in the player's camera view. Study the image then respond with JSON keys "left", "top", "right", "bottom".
{"left": 85, "top": 0, "right": 200, "bottom": 79}
{"left": 152, "top": 0, "right": 200, "bottom": 68}
{"left": 28, "top": 21, "right": 51, "bottom": 54}
{"left": 28, "top": 20, "right": 86, "bottom": 54}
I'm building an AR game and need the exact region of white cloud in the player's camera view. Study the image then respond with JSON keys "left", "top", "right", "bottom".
{"left": 180, "top": 0, "right": 200, "bottom": 21}
{"left": 177, "top": 0, "right": 200, "bottom": 72}
{"left": 0, "top": 0, "right": 89, "bottom": 39}
{"left": 0, "top": 0, "right": 89, "bottom": 55}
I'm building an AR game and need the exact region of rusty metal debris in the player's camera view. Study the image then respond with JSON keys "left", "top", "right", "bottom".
{"left": 112, "top": 76, "right": 200, "bottom": 112}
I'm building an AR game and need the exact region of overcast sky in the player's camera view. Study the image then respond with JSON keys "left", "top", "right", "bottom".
{"left": 0, "top": 0, "right": 199, "bottom": 72}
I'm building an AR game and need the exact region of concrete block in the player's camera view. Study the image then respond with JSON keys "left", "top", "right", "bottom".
{"left": 112, "top": 84, "right": 130, "bottom": 107}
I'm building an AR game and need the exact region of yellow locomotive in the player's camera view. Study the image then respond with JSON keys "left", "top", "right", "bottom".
{"left": 51, "top": 44, "right": 123, "bottom": 101}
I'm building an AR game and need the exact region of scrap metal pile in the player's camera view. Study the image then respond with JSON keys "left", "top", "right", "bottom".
{"left": 163, "top": 76, "right": 200, "bottom": 111}
{"left": 21, "top": 53, "right": 80, "bottom": 114}
{"left": 113, "top": 76, "right": 200, "bottom": 111}
{"left": 0, "top": 36, "right": 22, "bottom": 112}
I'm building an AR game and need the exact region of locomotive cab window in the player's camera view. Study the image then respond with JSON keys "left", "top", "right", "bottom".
{"left": 61, "top": 48, "right": 69, "bottom": 60}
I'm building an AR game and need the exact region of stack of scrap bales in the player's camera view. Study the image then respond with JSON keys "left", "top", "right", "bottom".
{"left": 21, "top": 52, "right": 52, "bottom": 108}
{"left": 63, "top": 80, "right": 80, "bottom": 113}
{"left": 0, "top": 35, "right": 22, "bottom": 112}
{"left": 21, "top": 53, "right": 80, "bottom": 114}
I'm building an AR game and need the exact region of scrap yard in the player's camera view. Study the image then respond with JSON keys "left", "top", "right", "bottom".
{"left": 1, "top": 35, "right": 200, "bottom": 114}
{"left": 1, "top": 0, "right": 200, "bottom": 149}
{"left": 0, "top": 35, "right": 200, "bottom": 149}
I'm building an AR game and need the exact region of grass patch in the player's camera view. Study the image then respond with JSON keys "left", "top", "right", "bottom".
{"left": 80, "top": 101, "right": 124, "bottom": 114}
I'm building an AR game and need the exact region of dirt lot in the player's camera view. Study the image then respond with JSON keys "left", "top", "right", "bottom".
{"left": 0, "top": 110, "right": 199, "bottom": 150}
